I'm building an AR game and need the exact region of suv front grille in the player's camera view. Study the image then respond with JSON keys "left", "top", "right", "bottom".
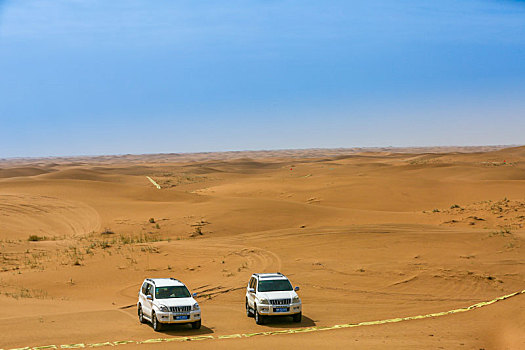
{"left": 169, "top": 306, "right": 191, "bottom": 313}
{"left": 270, "top": 298, "right": 291, "bottom": 305}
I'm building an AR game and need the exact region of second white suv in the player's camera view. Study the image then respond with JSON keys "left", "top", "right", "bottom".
{"left": 245, "top": 272, "right": 302, "bottom": 325}
{"left": 137, "top": 278, "right": 201, "bottom": 331}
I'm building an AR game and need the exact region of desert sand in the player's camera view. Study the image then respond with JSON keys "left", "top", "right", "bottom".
{"left": 1, "top": 146, "right": 524, "bottom": 349}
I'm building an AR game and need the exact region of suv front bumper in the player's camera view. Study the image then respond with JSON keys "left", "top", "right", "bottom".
{"left": 156, "top": 310, "right": 201, "bottom": 324}
{"left": 256, "top": 303, "right": 301, "bottom": 316}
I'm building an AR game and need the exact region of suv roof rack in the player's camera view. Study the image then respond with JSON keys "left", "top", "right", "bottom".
{"left": 146, "top": 278, "right": 183, "bottom": 286}
{"left": 254, "top": 272, "right": 285, "bottom": 278}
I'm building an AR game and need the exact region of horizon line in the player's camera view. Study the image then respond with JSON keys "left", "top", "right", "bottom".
{"left": 1, "top": 144, "right": 522, "bottom": 163}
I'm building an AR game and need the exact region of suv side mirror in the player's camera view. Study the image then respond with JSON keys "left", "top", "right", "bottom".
{"left": 294, "top": 286, "right": 300, "bottom": 291}
{"left": 248, "top": 288, "right": 255, "bottom": 293}
{"left": 192, "top": 292, "right": 198, "bottom": 297}
{"left": 146, "top": 295, "right": 153, "bottom": 301}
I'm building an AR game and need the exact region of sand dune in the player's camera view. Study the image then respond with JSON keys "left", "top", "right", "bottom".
{"left": 0, "top": 167, "right": 53, "bottom": 178}
{"left": 0, "top": 194, "right": 100, "bottom": 240}
{"left": 0, "top": 146, "right": 524, "bottom": 349}
{"left": 40, "top": 168, "right": 117, "bottom": 182}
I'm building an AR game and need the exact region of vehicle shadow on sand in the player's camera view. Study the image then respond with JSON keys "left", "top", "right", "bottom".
{"left": 148, "top": 323, "right": 214, "bottom": 336}
{"left": 258, "top": 314, "right": 316, "bottom": 328}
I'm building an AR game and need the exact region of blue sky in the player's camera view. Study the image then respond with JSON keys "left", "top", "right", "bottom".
{"left": 1, "top": 0, "right": 524, "bottom": 157}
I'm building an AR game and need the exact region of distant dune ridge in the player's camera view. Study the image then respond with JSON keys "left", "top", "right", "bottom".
{"left": 0, "top": 145, "right": 519, "bottom": 167}
{"left": 0, "top": 145, "right": 524, "bottom": 349}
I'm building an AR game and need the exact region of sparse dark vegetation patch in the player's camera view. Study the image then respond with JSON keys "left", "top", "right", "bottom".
{"left": 489, "top": 227, "right": 512, "bottom": 237}
{"left": 429, "top": 198, "right": 525, "bottom": 229}
{"left": 101, "top": 228, "right": 115, "bottom": 235}
{"left": 191, "top": 226, "right": 203, "bottom": 237}
{"left": 99, "top": 241, "right": 111, "bottom": 249}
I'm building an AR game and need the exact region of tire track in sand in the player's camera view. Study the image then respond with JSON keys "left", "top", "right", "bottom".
{"left": 9, "top": 288, "right": 524, "bottom": 349}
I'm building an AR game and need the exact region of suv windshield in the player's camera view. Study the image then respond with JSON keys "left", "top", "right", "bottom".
{"left": 258, "top": 279, "right": 293, "bottom": 292}
{"left": 155, "top": 286, "right": 191, "bottom": 299}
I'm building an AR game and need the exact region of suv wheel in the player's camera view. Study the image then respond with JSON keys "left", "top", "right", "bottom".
{"left": 293, "top": 312, "right": 302, "bottom": 323}
{"left": 246, "top": 300, "right": 253, "bottom": 317}
{"left": 254, "top": 305, "right": 265, "bottom": 325}
{"left": 138, "top": 305, "right": 146, "bottom": 324}
{"left": 191, "top": 320, "right": 201, "bottom": 329}
{"left": 152, "top": 312, "right": 163, "bottom": 332}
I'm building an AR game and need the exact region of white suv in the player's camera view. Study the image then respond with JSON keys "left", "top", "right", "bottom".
{"left": 245, "top": 272, "right": 302, "bottom": 325}
{"left": 137, "top": 278, "right": 201, "bottom": 331}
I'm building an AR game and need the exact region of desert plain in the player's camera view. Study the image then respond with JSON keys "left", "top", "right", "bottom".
{"left": 1, "top": 146, "right": 524, "bottom": 349}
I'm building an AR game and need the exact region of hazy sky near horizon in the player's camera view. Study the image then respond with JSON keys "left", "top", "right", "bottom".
{"left": 1, "top": 0, "right": 525, "bottom": 158}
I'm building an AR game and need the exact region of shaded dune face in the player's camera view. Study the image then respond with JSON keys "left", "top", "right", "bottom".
{"left": 39, "top": 169, "right": 113, "bottom": 182}
{"left": 0, "top": 167, "right": 53, "bottom": 178}
{"left": 0, "top": 146, "right": 524, "bottom": 349}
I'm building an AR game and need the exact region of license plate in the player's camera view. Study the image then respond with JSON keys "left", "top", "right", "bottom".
{"left": 175, "top": 315, "right": 189, "bottom": 320}
{"left": 274, "top": 307, "right": 289, "bottom": 312}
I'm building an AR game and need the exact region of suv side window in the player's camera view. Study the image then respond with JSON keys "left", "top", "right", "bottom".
{"left": 145, "top": 283, "right": 153, "bottom": 297}
{"left": 141, "top": 282, "right": 148, "bottom": 295}
{"left": 248, "top": 277, "right": 254, "bottom": 289}
{"left": 251, "top": 277, "right": 257, "bottom": 291}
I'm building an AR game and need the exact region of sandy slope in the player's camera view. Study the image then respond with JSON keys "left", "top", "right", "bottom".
{"left": 0, "top": 146, "right": 524, "bottom": 349}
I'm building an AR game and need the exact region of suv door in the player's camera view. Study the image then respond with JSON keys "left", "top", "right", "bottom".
{"left": 143, "top": 283, "right": 154, "bottom": 318}
{"left": 139, "top": 282, "right": 148, "bottom": 312}
{"left": 247, "top": 277, "right": 256, "bottom": 309}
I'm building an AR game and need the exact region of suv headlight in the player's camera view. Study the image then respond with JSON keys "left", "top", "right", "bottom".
{"left": 159, "top": 305, "right": 169, "bottom": 312}
{"left": 292, "top": 296, "right": 300, "bottom": 303}
{"left": 192, "top": 303, "right": 200, "bottom": 311}
{"left": 259, "top": 298, "right": 269, "bottom": 305}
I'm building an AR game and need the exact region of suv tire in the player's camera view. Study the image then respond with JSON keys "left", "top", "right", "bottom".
{"left": 191, "top": 320, "right": 201, "bottom": 329}
{"left": 255, "top": 305, "right": 265, "bottom": 325}
{"left": 246, "top": 300, "right": 253, "bottom": 317}
{"left": 138, "top": 305, "right": 146, "bottom": 324}
{"left": 293, "top": 312, "right": 302, "bottom": 323}
{"left": 152, "top": 311, "right": 163, "bottom": 332}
